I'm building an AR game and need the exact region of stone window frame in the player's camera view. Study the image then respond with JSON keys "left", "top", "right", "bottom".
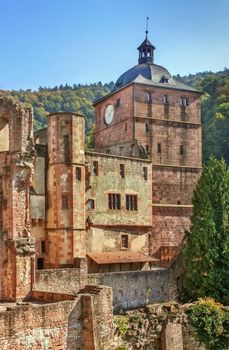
{"left": 62, "top": 194, "right": 69, "bottom": 209}
{"left": 76, "top": 166, "right": 82, "bottom": 181}
{"left": 108, "top": 193, "right": 121, "bottom": 210}
{"left": 93, "top": 160, "right": 99, "bottom": 176}
{"left": 143, "top": 166, "right": 148, "bottom": 181}
{"left": 120, "top": 163, "right": 125, "bottom": 178}
{"left": 89, "top": 198, "right": 95, "bottom": 210}
{"left": 125, "top": 194, "right": 138, "bottom": 211}
{"left": 120, "top": 234, "right": 129, "bottom": 250}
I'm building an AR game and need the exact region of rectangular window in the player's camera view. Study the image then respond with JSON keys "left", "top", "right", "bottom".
{"left": 120, "top": 164, "right": 125, "bottom": 178}
{"left": 93, "top": 161, "right": 98, "bottom": 176}
{"left": 108, "top": 193, "right": 121, "bottom": 210}
{"left": 131, "top": 144, "right": 135, "bottom": 156}
{"left": 180, "top": 97, "right": 189, "bottom": 107}
{"left": 89, "top": 199, "right": 95, "bottom": 209}
{"left": 62, "top": 195, "right": 69, "bottom": 209}
{"left": 116, "top": 98, "right": 121, "bottom": 108}
{"left": 145, "top": 124, "right": 149, "bottom": 132}
{"left": 180, "top": 145, "right": 184, "bottom": 155}
{"left": 63, "top": 134, "right": 71, "bottom": 163}
{"left": 143, "top": 166, "right": 148, "bottom": 180}
{"left": 163, "top": 95, "right": 168, "bottom": 104}
{"left": 76, "top": 167, "right": 81, "bottom": 181}
{"left": 41, "top": 240, "right": 46, "bottom": 254}
{"left": 120, "top": 147, "right": 123, "bottom": 156}
{"left": 147, "top": 92, "right": 152, "bottom": 102}
{"left": 126, "top": 194, "right": 137, "bottom": 211}
{"left": 121, "top": 234, "right": 129, "bottom": 249}
{"left": 37, "top": 258, "right": 44, "bottom": 270}
{"left": 145, "top": 145, "right": 149, "bottom": 152}
{"left": 157, "top": 143, "right": 161, "bottom": 153}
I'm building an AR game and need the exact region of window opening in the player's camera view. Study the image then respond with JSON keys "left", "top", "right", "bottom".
{"left": 126, "top": 195, "right": 137, "bottom": 210}
{"left": 108, "top": 193, "right": 121, "bottom": 210}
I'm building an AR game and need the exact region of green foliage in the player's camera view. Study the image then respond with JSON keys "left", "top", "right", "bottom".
{"left": 9, "top": 82, "right": 114, "bottom": 135}
{"left": 115, "top": 316, "right": 129, "bottom": 337}
{"left": 182, "top": 157, "right": 229, "bottom": 304}
{"left": 85, "top": 123, "right": 95, "bottom": 150}
{"left": 175, "top": 68, "right": 229, "bottom": 163}
{"left": 187, "top": 298, "right": 229, "bottom": 350}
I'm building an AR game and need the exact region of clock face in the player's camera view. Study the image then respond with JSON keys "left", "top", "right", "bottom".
{"left": 104, "top": 104, "right": 114, "bottom": 125}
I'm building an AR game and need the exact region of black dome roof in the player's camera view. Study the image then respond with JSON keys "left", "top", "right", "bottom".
{"left": 114, "top": 63, "right": 173, "bottom": 90}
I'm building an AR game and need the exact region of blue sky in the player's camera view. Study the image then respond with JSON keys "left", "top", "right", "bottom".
{"left": 0, "top": 0, "right": 228, "bottom": 90}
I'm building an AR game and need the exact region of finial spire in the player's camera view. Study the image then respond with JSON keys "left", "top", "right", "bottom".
{"left": 145, "top": 17, "right": 149, "bottom": 38}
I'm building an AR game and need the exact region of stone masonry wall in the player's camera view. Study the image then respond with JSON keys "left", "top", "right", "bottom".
{"left": 0, "top": 285, "right": 114, "bottom": 350}
{"left": 113, "top": 302, "right": 206, "bottom": 350}
{"left": 88, "top": 269, "right": 176, "bottom": 313}
{"left": 35, "top": 268, "right": 82, "bottom": 294}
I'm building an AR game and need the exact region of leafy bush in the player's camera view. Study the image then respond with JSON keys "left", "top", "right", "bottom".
{"left": 115, "top": 315, "right": 129, "bottom": 337}
{"left": 187, "top": 298, "right": 229, "bottom": 349}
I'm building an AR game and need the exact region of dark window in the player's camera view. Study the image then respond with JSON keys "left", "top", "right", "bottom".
{"left": 37, "top": 258, "right": 44, "bottom": 270}
{"left": 106, "top": 149, "right": 111, "bottom": 154}
{"left": 63, "top": 134, "right": 71, "bottom": 162}
{"left": 116, "top": 98, "right": 121, "bottom": 108}
{"left": 62, "top": 195, "right": 69, "bottom": 209}
{"left": 125, "top": 123, "right": 127, "bottom": 131}
{"left": 108, "top": 193, "right": 121, "bottom": 210}
{"left": 41, "top": 240, "right": 46, "bottom": 254}
{"left": 143, "top": 167, "right": 148, "bottom": 180}
{"left": 147, "top": 92, "right": 152, "bottom": 102}
{"left": 126, "top": 195, "right": 137, "bottom": 211}
{"left": 76, "top": 167, "right": 81, "bottom": 181}
{"left": 157, "top": 143, "right": 161, "bottom": 153}
{"left": 93, "top": 161, "right": 98, "bottom": 175}
{"left": 145, "top": 145, "right": 149, "bottom": 152}
{"left": 163, "top": 95, "right": 168, "bottom": 104}
{"left": 120, "top": 147, "right": 123, "bottom": 156}
{"left": 120, "top": 164, "right": 125, "bottom": 178}
{"left": 180, "top": 145, "right": 184, "bottom": 155}
{"left": 89, "top": 199, "right": 95, "bottom": 209}
{"left": 145, "top": 124, "right": 149, "bottom": 132}
{"left": 121, "top": 235, "right": 129, "bottom": 249}
{"left": 180, "top": 97, "right": 188, "bottom": 107}
{"left": 177, "top": 200, "right": 181, "bottom": 205}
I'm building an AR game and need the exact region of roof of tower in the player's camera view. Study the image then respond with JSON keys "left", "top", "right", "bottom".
{"left": 113, "top": 62, "right": 201, "bottom": 92}
{"left": 137, "top": 37, "right": 155, "bottom": 50}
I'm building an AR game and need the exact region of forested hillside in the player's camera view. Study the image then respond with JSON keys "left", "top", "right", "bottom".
{"left": 7, "top": 68, "right": 229, "bottom": 163}
{"left": 175, "top": 68, "right": 229, "bottom": 163}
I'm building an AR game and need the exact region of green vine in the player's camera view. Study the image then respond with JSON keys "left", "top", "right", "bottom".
{"left": 187, "top": 298, "right": 229, "bottom": 350}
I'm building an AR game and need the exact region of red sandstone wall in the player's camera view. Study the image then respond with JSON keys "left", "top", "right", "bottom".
{"left": 95, "top": 85, "right": 134, "bottom": 150}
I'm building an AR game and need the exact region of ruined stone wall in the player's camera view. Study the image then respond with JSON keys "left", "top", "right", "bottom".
{"left": 88, "top": 269, "right": 175, "bottom": 313}
{"left": 35, "top": 268, "right": 82, "bottom": 294}
{"left": 0, "top": 94, "right": 35, "bottom": 301}
{"left": 0, "top": 285, "right": 113, "bottom": 350}
{"left": 0, "top": 298, "right": 82, "bottom": 350}
{"left": 113, "top": 302, "right": 206, "bottom": 350}
{"left": 95, "top": 85, "right": 134, "bottom": 151}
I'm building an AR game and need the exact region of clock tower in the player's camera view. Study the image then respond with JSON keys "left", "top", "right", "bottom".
{"left": 94, "top": 32, "right": 202, "bottom": 261}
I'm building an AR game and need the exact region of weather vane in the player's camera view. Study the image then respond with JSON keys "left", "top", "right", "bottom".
{"left": 146, "top": 17, "right": 149, "bottom": 37}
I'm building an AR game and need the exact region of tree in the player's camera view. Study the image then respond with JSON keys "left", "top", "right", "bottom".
{"left": 182, "top": 157, "right": 229, "bottom": 304}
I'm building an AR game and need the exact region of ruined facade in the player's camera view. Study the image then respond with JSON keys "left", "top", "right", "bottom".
{"left": 0, "top": 32, "right": 202, "bottom": 349}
